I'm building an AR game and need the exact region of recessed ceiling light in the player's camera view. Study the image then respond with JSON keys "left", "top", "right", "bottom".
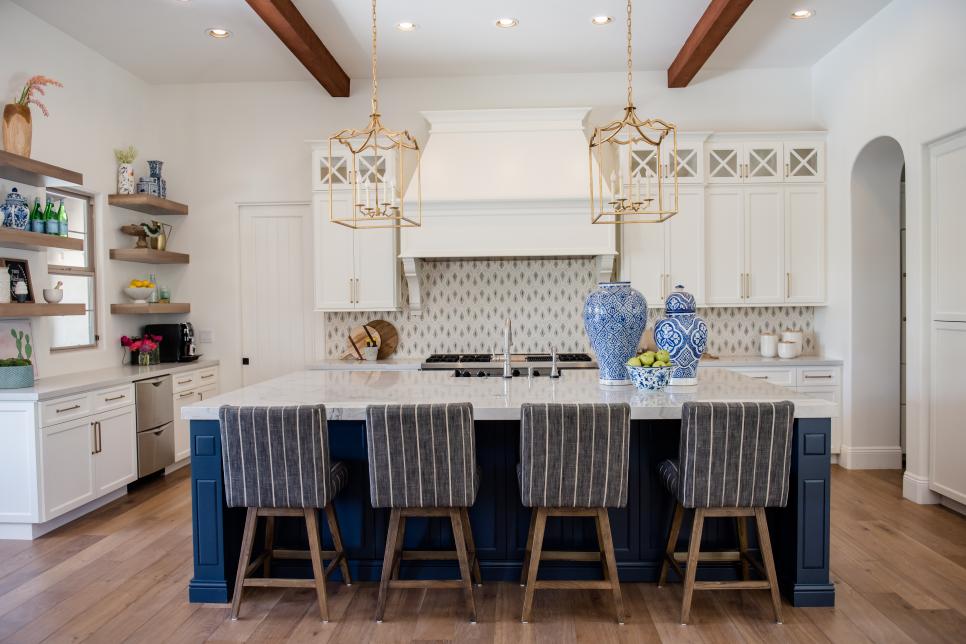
{"left": 206, "top": 27, "right": 231, "bottom": 39}
{"left": 396, "top": 21, "right": 417, "bottom": 32}
{"left": 790, "top": 9, "right": 814, "bottom": 20}
{"left": 495, "top": 18, "right": 519, "bottom": 29}
{"left": 591, "top": 16, "right": 613, "bottom": 25}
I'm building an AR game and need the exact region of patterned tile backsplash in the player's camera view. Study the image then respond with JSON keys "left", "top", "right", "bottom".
{"left": 323, "top": 258, "right": 815, "bottom": 358}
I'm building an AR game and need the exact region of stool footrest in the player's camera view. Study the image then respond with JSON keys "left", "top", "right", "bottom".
{"left": 388, "top": 579, "right": 465, "bottom": 589}
{"left": 243, "top": 577, "right": 316, "bottom": 589}
{"left": 694, "top": 580, "right": 772, "bottom": 590}
{"left": 534, "top": 580, "right": 613, "bottom": 590}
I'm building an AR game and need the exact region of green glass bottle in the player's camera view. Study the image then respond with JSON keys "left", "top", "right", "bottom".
{"left": 56, "top": 200, "right": 68, "bottom": 237}
{"left": 29, "top": 198, "right": 44, "bottom": 233}
{"left": 43, "top": 199, "right": 57, "bottom": 235}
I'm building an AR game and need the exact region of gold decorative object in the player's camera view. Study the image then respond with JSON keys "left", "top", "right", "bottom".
{"left": 589, "top": 0, "right": 678, "bottom": 225}
{"left": 328, "top": 0, "right": 421, "bottom": 229}
{"left": 142, "top": 220, "right": 172, "bottom": 250}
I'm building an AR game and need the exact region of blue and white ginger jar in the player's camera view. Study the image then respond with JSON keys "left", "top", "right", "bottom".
{"left": 583, "top": 281, "right": 648, "bottom": 386}
{"left": 1, "top": 187, "right": 30, "bottom": 230}
{"left": 653, "top": 284, "right": 708, "bottom": 386}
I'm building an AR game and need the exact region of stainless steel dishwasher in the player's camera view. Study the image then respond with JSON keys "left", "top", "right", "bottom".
{"left": 135, "top": 375, "right": 174, "bottom": 477}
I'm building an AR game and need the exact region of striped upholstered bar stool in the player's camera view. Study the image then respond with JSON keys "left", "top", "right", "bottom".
{"left": 657, "top": 401, "right": 794, "bottom": 625}
{"left": 518, "top": 402, "right": 631, "bottom": 624}
{"left": 366, "top": 403, "right": 481, "bottom": 623}
{"left": 219, "top": 405, "right": 351, "bottom": 622}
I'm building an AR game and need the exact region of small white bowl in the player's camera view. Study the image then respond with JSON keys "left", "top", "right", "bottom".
{"left": 123, "top": 286, "right": 154, "bottom": 303}
{"left": 42, "top": 288, "right": 64, "bottom": 303}
{"left": 777, "top": 341, "right": 799, "bottom": 359}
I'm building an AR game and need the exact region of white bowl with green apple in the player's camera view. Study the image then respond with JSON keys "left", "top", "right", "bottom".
{"left": 626, "top": 350, "right": 674, "bottom": 391}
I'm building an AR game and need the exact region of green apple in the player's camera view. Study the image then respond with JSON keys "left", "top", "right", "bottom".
{"left": 656, "top": 350, "right": 671, "bottom": 363}
{"left": 640, "top": 353, "right": 655, "bottom": 366}
{"left": 626, "top": 356, "right": 642, "bottom": 367}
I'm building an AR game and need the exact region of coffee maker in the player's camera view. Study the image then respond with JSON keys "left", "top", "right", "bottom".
{"left": 143, "top": 323, "right": 199, "bottom": 363}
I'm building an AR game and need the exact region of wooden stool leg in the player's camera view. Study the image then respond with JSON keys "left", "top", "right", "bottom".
{"left": 736, "top": 515, "right": 750, "bottom": 581}
{"left": 375, "top": 509, "right": 401, "bottom": 622}
{"left": 390, "top": 512, "right": 406, "bottom": 580}
{"left": 597, "top": 508, "right": 625, "bottom": 624}
{"left": 755, "top": 508, "right": 784, "bottom": 624}
{"left": 449, "top": 508, "right": 478, "bottom": 623}
{"left": 304, "top": 509, "right": 330, "bottom": 622}
{"left": 521, "top": 507, "right": 547, "bottom": 623}
{"left": 681, "top": 508, "right": 706, "bottom": 625}
{"left": 519, "top": 510, "right": 536, "bottom": 586}
{"left": 460, "top": 507, "right": 483, "bottom": 586}
{"left": 324, "top": 504, "right": 352, "bottom": 586}
{"left": 594, "top": 511, "right": 610, "bottom": 582}
{"left": 262, "top": 516, "right": 275, "bottom": 577}
{"left": 658, "top": 504, "right": 684, "bottom": 587}
{"left": 230, "top": 507, "right": 258, "bottom": 620}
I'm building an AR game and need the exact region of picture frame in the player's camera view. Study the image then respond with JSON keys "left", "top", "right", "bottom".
{"left": 1, "top": 258, "right": 33, "bottom": 303}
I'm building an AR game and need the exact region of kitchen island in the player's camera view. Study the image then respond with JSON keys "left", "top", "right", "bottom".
{"left": 184, "top": 368, "right": 835, "bottom": 607}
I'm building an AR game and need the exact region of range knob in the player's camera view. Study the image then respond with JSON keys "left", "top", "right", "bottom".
{"left": 512, "top": 369, "right": 521, "bottom": 377}
{"left": 532, "top": 369, "right": 541, "bottom": 377}
{"left": 476, "top": 370, "right": 487, "bottom": 378}
{"left": 454, "top": 369, "right": 463, "bottom": 377}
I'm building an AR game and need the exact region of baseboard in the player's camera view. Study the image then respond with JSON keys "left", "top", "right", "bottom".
{"left": 0, "top": 487, "right": 127, "bottom": 540}
{"left": 940, "top": 495, "right": 966, "bottom": 516}
{"left": 902, "top": 472, "right": 941, "bottom": 504}
{"left": 165, "top": 457, "right": 190, "bottom": 475}
{"left": 838, "top": 444, "right": 903, "bottom": 470}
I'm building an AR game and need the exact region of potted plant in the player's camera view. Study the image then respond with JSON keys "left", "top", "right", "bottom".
{"left": 0, "top": 329, "right": 33, "bottom": 389}
{"left": 114, "top": 145, "right": 137, "bottom": 194}
{"left": 3, "top": 75, "right": 62, "bottom": 158}
{"left": 121, "top": 334, "right": 163, "bottom": 366}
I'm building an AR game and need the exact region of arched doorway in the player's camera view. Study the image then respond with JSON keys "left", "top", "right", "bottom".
{"left": 847, "top": 137, "right": 905, "bottom": 472}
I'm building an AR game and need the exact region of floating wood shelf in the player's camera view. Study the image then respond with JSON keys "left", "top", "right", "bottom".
{"left": 0, "top": 150, "right": 83, "bottom": 187}
{"left": 111, "top": 303, "right": 190, "bottom": 315}
{"left": 109, "top": 248, "right": 189, "bottom": 264}
{"left": 0, "top": 302, "right": 85, "bottom": 317}
{"left": 108, "top": 194, "right": 188, "bottom": 216}
{"left": 0, "top": 228, "right": 83, "bottom": 252}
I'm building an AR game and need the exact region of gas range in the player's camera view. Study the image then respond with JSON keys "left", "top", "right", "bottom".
{"left": 420, "top": 352, "right": 596, "bottom": 378}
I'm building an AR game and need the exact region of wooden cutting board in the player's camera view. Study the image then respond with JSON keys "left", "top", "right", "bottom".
{"left": 342, "top": 324, "right": 381, "bottom": 360}
{"left": 367, "top": 319, "right": 398, "bottom": 359}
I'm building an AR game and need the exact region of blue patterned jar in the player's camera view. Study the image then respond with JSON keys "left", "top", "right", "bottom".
{"left": 654, "top": 284, "right": 708, "bottom": 385}
{"left": 1, "top": 188, "right": 30, "bottom": 229}
{"left": 583, "top": 281, "right": 648, "bottom": 386}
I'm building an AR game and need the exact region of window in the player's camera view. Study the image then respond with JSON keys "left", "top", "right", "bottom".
{"left": 46, "top": 189, "right": 97, "bottom": 350}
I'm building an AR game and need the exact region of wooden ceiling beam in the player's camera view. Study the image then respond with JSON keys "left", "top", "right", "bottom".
{"left": 667, "top": 0, "right": 754, "bottom": 88}
{"left": 246, "top": 0, "right": 350, "bottom": 97}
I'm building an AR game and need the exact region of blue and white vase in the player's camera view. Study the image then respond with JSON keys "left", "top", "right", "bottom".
{"left": 583, "top": 281, "right": 648, "bottom": 385}
{"left": 1, "top": 187, "right": 30, "bottom": 229}
{"left": 654, "top": 284, "right": 708, "bottom": 385}
{"left": 147, "top": 160, "right": 164, "bottom": 179}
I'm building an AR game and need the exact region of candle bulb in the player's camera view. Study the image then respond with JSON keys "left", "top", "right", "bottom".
{"left": 365, "top": 183, "right": 371, "bottom": 209}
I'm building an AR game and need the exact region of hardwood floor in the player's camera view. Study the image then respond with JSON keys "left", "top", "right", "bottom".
{"left": 0, "top": 466, "right": 964, "bottom": 643}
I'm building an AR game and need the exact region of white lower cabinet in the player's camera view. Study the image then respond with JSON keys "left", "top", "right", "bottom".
{"left": 172, "top": 368, "right": 220, "bottom": 463}
{"left": 42, "top": 417, "right": 96, "bottom": 518}
{"left": 92, "top": 405, "right": 138, "bottom": 496}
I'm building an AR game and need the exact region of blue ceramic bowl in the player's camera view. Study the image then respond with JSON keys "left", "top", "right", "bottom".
{"left": 626, "top": 365, "right": 672, "bottom": 391}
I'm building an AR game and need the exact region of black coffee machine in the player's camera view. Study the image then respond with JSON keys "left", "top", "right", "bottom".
{"left": 144, "top": 323, "right": 199, "bottom": 363}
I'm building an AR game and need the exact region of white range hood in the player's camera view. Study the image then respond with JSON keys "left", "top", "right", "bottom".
{"left": 399, "top": 108, "right": 616, "bottom": 317}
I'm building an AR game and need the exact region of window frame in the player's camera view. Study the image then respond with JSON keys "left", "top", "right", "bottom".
{"left": 46, "top": 188, "right": 98, "bottom": 352}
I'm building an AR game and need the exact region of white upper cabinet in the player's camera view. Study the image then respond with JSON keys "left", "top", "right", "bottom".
{"left": 707, "top": 143, "right": 743, "bottom": 183}
{"left": 621, "top": 219, "right": 666, "bottom": 306}
{"left": 784, "top": 142, "right": 825, "bottom": 182}
{"left": 312, "top": 147, "right": 400, "bottom": 312}
{"left": 785, "top": 186, "right": 826, "bottom": 303}
{"left": 745, "top": 187, "right": 785, "bottom": 303}
{"left": 744, "top": 142, "right": 784, "bottom": 183}
{"left": 708, "top": 141, "right": 783, "bottom": 183}
{"left": 705, "top": 187, "right": 745, "bottom": 304}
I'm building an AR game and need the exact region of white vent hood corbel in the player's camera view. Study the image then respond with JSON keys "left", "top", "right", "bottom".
{"left": 399, "top": 108, "right": 617, "bottom": 317}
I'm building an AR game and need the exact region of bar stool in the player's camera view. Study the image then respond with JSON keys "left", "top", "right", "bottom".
{"left": 365, "top": 402, "right": 481, "bottom": 623}
{"left": 657, "top": 400, "right": 794, "bottom": 625}
{"left": 517, "top": 402, "right": 631, "bottom": 624}
{"left": 219, "top": 404, "right": 352, "bottom": 622}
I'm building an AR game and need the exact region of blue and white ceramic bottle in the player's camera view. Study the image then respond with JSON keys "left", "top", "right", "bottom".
{"left": 654, "top": 284, "right": 708, "bottom": 385}
{"left": 583, "top": 281, "right": 648, "bottom": 385}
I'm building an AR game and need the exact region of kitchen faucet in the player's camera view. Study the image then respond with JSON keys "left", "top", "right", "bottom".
{"left": 502, "top": 318, "right": 513, "bottom": 378}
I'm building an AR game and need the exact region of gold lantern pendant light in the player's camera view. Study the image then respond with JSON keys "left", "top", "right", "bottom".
{"left": 329, "top": 0, "right": 421, "bottom": 229}
{"left": 590, "top": 0, "right": 678, "bottom": 224}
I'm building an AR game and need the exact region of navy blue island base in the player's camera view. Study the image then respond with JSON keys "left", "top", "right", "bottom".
{"left": 188, "top": 417, "right": 834, "bottom": 607}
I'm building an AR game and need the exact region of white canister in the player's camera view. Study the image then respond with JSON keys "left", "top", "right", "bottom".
{"left": 778, "top": 341, "right": 799, "bottom": 359}
{"left": 0, "top": 266, "right": 9, "bottom": 304}
{"left": 782, "top": 329, "right": 804, "bottom": 346}
{"left": 362, "top": 345, "right": 379, "bottom": 361}
{"left": 760, "top": 333, "right": 778, "bottom": 358}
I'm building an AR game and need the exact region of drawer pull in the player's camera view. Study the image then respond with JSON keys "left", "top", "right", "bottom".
{"left": 56, "top": 404, "right": 81, "bottom": 413}
{"left": 177, "top": 379, "right": 192, "bottom": 385}
{"left": 104, "top": 394, "right": 126, "bottom": 402}
{"left": 201, "top": 374, "right": 215, "bottom": 379}
{"left": 804, "top": 375, "right": 834, "bottom": 379}
{"left": 752, "top": 376, "right": 769, "bottom": 380}
{"left": 179, "top": 391, "right": 195, "bottom": 399}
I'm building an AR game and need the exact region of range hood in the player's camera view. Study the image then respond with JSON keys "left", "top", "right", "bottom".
{"left": 399, "top": 108, "right": 617, "bottom": 317}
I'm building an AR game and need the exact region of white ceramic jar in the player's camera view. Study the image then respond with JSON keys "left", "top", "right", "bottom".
{"left": 0, "top": 266, "right": 10, "bottom": 304}
{"left": 778, "top": 341, "right": 799, "bottom": 359}
{"left": 760, "top": 333, "right": 778, "bottom": 358}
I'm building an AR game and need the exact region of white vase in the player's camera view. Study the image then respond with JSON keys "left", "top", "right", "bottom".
{"left": 117, "top": 163, "right": 135, "bottom": 194}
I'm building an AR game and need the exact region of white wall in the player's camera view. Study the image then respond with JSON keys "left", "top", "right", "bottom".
{"left": 812, "top": 0, "right": 966, "bottom": 495}
{"left": 152, "top": 68, "right": 819, "bottom": 391}
{"left": 0, "top": 0, "right": 159, "bottom": 376}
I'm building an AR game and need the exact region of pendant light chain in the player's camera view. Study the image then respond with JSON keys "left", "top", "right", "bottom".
{"left": 370, "top": 0, "right": 379, "bottom": 115}
{"left": 626, "top": 0, "right": 633, "bottom": 107}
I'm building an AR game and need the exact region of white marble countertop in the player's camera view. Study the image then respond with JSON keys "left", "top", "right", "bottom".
{"left": 183, "top": 368, "right": 837, "bottom": 422}
{"left": 309, "top": 355, "right": 843, "bottom": 372}
{"left": 0, "top": 359, "right": 220, "bottom": 402}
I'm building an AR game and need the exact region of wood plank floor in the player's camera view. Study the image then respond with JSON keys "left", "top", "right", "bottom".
{"left": 0, "top": 466, "right": 963, "bottom": 643}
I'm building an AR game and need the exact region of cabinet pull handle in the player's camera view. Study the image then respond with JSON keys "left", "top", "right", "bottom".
{"left": 56, "top": 404, "right": 81, "bottom": 414}
{"left": 179, "top": 391, "right": 195, "bottom": 399}
{"left": 785, "top": 162, "right": 790, "bottom": 178}
{"left": 201, "top": 374, "right": 214, "bottom": 379}
{"left": 804, "top": 374, "right": 834, "bottom": 380}
{"left": 786, "top": 272, "right": 791, "bottom": 299}
{"left": 752, "top": 376, "right": 769, "bottom": 380}
{"left": 92, "top": 422, "right": 97, "bottom": 455}
{"left": 104, "top": 394, "right": 125, "bottom": 402}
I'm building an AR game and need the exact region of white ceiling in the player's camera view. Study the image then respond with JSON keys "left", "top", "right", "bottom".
{"left": 12, "top": 0, "right": 891, "bottom": 84}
